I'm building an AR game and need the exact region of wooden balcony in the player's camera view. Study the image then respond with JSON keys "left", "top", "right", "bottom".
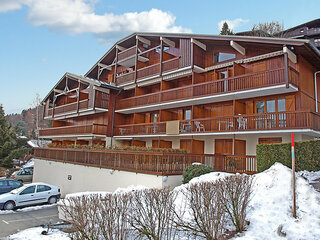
{"left": 116, "top": 67, "right": 299, "bottom": 112}
{"left": 39, "top": 124, "right": 107, "bottom": 137}
{"left": 34, "top": 147, "right": 257, "bottom": 175}
{"left": 114, "top": 111, "right": 320, "bottom": 136}
{"left": 116, "top": 57, "right": 181, "bottom": 86}
{"left": 117, "top": 46, "right": 137, "bottom": 62}
{"left": 45, "top": 94, "right": 109, "bottom": 119}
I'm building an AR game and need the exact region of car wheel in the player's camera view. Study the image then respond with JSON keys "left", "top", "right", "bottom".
{"left": 48, "top": 196, "right": 57, "bottom": 204}
{"left": 4, "top": 201, "right": 15, "bottom": 210}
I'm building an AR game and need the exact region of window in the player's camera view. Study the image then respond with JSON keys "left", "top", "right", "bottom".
{"left": 256, "top": 101, "right": 265, "bottom": 113}
{"left": 20, "top": 186, "right": 35, "bottom": 195}
{"left": 37, "top": 185, "right": 51, "bottom": 193}
{"left": 214, "top": 52, "right": 236, "bottom": 64}
{"left": 8, "top": 180, "right": 21, "bottom": 187}
{"left": 152, "top": 113, "right": 159, "bottom": 123}
{"left": 278, "top": 98, "right": 285, "bottom": 112}
{"left": 266, "top": 100, "right": 276, "bottom": 113}
{"left": 219, "top": 71, "right": 228, "bottom": 79}
{"left": 0, "top": 181, "right": 7, "bottom": 187}
{"left": 258, "top": 137, "right": 282, "bottom": 144}
{"left": 184, "top": 109, "right": 191, "bottom": 120}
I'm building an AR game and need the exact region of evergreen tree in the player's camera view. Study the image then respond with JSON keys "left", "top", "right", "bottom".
{"left": 220, "top": 22, "right": 233, "bottom": 35}
{"left": 0, "top": 105, "right": 29, "bottom": 168}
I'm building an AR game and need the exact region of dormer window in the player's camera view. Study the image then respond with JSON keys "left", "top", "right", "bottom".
{"left": 213, "top": 52, "right": 236, "bottom": 64}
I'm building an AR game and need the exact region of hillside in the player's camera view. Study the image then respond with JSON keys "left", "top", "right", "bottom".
{"left": 6, "top": 105, "right": 51, "bottom": 138}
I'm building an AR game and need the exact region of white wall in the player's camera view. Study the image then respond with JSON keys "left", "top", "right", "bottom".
{"left": 33, "top": 159, "right": 183, "bottom": 197}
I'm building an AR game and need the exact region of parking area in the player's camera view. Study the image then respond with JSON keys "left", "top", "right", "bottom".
{"left": 0, "top": 205, "right": 59, "bottom": 239}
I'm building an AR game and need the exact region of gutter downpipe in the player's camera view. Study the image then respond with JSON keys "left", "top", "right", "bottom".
{"left": 315, "top": 71, "right": 320, "bottom": 112}
{"left": 110, "top": 88, "right": 123, "bottom": 147}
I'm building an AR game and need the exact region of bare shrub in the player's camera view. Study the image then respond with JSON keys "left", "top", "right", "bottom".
{"left": 217, "top": 175, "right": 253, "bottom": 232}
{"left": 175, "top": 182, "right": 225, "bottom": 240}
{"left": 60, "top": 194, "right": 102, "bottom": 240}
{"left": 98, "top": 192, "right": 132, "bottom": 239}
{"left": 129, "top": 187, "right": 178, "bottom": 240}
{"left": 60, "top": 192, "right": 132, "bottom": 240}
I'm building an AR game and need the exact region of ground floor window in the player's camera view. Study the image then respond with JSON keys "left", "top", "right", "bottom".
{"left": 258, "top": 137, "right": 282, "bottom": 144}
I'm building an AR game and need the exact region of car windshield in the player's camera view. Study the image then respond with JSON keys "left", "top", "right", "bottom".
{"left": 10, "top": 185, "right": 27, "bottom": 194}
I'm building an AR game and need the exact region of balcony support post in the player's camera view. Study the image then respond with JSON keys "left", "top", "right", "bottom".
{"left": 114, "top": 47, "right": 118, "bottom": 84}
{"left": 76, "top": 81, "right": 80, "bottom": 113}
{"left": 191, "top": 39, "right": 194, "bottom": 70}
{"left": 160, "top": 38, "right": 163, "bottom": 76}
{"left": 134, "top": 37, "right": 139, "bottom": 84}
{"left": 284, "top": 51, "right": 289, "bottom": 88}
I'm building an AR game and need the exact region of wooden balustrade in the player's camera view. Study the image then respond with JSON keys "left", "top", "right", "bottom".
{"left": 117, "top": 46, "right": 137, "bottom": 61}
{"left": 162, "top": 57, "right": 180, "bottom": 72}
{"left": 116, "top": 71, "right": 135, "bottom": 85}
{"left": 39, "top": 124, "right": 107, "bottom": 137}
{"left": 137, "top": 63, "right": 160, "bottom": 79}
{"left": 117, "top": 68, "right": 298, "bottom": 110}
{"left": 34, "top": 147, "right": 257, "bottom": 175}
{"left": 115, "top": 111, "right": 320, "bottom": 136}
{"left": 115, "top": 122, "right": 166, "bottom": 136}
{"left": 45, "top": 99, "right": 90, "bottom": 117}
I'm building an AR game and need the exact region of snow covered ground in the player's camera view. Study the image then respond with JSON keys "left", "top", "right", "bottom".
{"left": 0, "top": 204, "right": 57, "bottom": 215}
{"left": 6, "top": 163, "right": 320, "bottom": 240}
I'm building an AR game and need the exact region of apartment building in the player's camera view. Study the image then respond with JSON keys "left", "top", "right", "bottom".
{"left": 34, "top": 33, "right": 320, "bottom": 194}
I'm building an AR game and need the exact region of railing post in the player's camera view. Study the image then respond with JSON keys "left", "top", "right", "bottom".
{"left": 284, "top": 52, "right": 289, "bottom": 88}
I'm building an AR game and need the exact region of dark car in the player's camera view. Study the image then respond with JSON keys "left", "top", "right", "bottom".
{"left": 0, "top": 180, "right": 23, "bottom": 195}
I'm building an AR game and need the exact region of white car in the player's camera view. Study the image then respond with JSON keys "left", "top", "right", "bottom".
{"left": 0, "top": 182, "right": 61, "bottom": 210}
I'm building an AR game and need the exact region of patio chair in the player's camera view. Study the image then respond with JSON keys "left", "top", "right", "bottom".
{"left": 194, "top": 121, "right": 205, "bottom": 132}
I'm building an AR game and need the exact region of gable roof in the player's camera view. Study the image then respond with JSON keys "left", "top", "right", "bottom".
{"left": 84, "top": 32, "right": 320, "bottom": 78}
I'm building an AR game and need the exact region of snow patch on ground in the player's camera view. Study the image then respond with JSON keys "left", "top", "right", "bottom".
{"left": 298, "top": 170, "right": 320, "bottom": 183}
{"left": 5, "top": 227, "right": 67, "bottom": 240}
{"left": 6, "top": 163, "right": 320, "bottom": 239}
{"left": 0, "top": 204, "right": 57, "bottom": 215}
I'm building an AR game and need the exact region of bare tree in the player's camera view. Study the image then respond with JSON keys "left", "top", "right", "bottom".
{"left": 129, "top": 187, "right": 178, "bottom": 240}
{"left": 217, "top": 175, "right": 254, "bottom": 232}
{"left": 175, "top": 182, "right": 225, "bottom": 240}
{"left": 251, "top": 21, "right": 284, "bottom": 37}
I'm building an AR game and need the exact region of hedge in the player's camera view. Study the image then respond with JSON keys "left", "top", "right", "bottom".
{"left": 183, "top": 164, "right": 215, "bottom": 184}
{"left": 256, "top": 139, "right": 320, "bottom": 172}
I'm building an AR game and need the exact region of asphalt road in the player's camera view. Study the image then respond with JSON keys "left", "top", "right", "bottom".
{"left": 0, "top": 205, "right": 59, "bottom": 239}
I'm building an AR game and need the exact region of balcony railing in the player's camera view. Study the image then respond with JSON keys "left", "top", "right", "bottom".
{"left": 46, "top": 100, "right": 88, "bottom": 117}
{"left": 116, "top": 68, "right": 299, "bottom": 110}
{"left": 115, "top": 111, "right": 320, "bottom": 136}
{"left": 116, "top": 72, "right": 135, "bottom": 85}
{"left": 137, "top": 63, "right": 160, "bottom": 80}
{"left": 39, "top": 124, "right": 107, "bottom": 137}
{"left": 116, "top": 57, "right": 181, "bottom": 85}
{"left": 117, "top": 46, "right": 136, "bottom": 62}
{"left": 34, "top": 147, "right": 256, "bottom": 175}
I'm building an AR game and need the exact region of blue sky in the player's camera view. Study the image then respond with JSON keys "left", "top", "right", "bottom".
{"left": 0, "top": 0, "right": 319, "bottom": 114}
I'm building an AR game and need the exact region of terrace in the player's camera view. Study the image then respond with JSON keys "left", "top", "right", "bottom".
{"left": 114, "top": 111, "right": 320, "bottom": 137}
{"left": 34, "top": 147, "right": 256, "bottom": 175}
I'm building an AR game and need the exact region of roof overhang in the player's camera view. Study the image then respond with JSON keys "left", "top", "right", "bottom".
{"left": 42, "top": 72, "right": 122, "bottom": 104}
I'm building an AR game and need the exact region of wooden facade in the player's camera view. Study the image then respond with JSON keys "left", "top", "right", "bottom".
{"left": 38, "top": 33, "right": 320, "bottom": 173}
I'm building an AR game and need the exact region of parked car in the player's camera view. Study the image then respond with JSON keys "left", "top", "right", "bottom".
{"left": 0, "top": 182, "right": 61, "bottom": 210}
{"left": 0, "top": 180, "right": 23, "bottom": 195}
{"left": 11, "top": 170, "right": 33, "bottom": 183}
